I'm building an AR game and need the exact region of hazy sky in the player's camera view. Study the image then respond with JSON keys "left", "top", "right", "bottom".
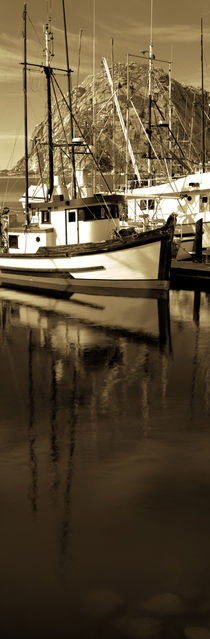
{"left": 1, "top": 0, "right": 210, "bottom": 170}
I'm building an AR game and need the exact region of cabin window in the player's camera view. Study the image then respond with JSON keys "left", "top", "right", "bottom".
{"left": 202, "top": 196, "right": 208, "bottom": 203}
{"left": 110, "top": 204, "right": 119, "bottom": 218}
{"left": 9, "top": 235, "right": 18, "bottom": 249}
{"left": 41, "top": 210, "right": 51, "bottom": 224}
{"left": 68, "top": 211, "right": 76, "bottom": 222}
{"left": 75, "top": 205, "right": 119, "bottom": 222}
{"left": 78, "top": 208, "right": 97, "bottom": 221}
{"left": 187, "top": 196, "right": 192, "bottom": 202}
{"left": 148, "top": 199, "right": 155, "bottom": 209}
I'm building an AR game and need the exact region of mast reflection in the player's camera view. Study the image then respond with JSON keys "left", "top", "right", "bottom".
{"left": 28, "top": 328, "right": 38, "bottom": 514}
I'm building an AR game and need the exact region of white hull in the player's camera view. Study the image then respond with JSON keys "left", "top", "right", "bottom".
{"left": 0, "top": 221, "right": 174, "bottom": 294}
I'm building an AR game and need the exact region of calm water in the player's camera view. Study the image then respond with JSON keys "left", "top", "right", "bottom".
{"left": 0, "top": 175, "right": 37, "bottom": 211}
{"left": 1, "top": 286, "right": 210, "bottom": 639}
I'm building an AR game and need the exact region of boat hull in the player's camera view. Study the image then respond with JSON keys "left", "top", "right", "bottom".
{"left": 0, "top": 218, "right": 174, "bottom": 295}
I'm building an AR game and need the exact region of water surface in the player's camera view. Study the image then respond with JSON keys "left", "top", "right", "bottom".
{"left": 1, "top": 287, "right": 210, "bottom": 639}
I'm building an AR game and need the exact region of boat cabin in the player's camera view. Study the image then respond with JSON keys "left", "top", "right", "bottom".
{"left": 126, "top": 171, "right": 210, "bottom": 226}
{"left": 7, "top": 193, "right": 123, "bottom": 254}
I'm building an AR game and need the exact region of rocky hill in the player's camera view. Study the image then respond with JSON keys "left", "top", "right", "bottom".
{"left": 13, "top": 62, "right": 210, "bottom": 190}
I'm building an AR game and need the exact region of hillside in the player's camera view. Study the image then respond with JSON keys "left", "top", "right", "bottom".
{"left": 13, "top": 62, "right": 210, "bottom": 190}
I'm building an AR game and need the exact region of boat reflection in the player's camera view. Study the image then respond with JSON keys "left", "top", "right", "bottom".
{"left": 0, "top": 289, "right": 172, "bottom": 570}
{"left": 0, "top": 288, "right": 171, "bottom": 347}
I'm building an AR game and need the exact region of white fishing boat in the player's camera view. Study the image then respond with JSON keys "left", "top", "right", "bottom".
{"left": 0, "top": 4, "right": 175, "bottom": 296}
{"left": 126, "top": 170, "right": 210, "bottom": 259}
{"left": 0, "top": 200, "right": 175, "bottom": 295}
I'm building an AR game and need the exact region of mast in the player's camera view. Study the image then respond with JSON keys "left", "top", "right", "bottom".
{"left": 168, "top": 53, "right": 172, "bottom": 177}
{"left": 111, "top": 38, "right": 115, "bottom": 192}
{"left": 201, "top": 17, "right": 205, "bottom": 173}
{"left": 92, "top": 0, "right": 96, "bottom": 193}
{"left": 148, "top": 0, "right": 153, "bottom": 185}
{"left": 44, "top": 16, "right": 54, "bottom": 199}
{"left": 75, "top": 29, "right": 83, "bottom": 112}
{"left": 23, "top": 4, "right": 30, "bottom": 225}
{"left": 62, "top": 0, "right": 77, "bottom": 198}
{"left": 126, "top": 52, "right": 129, "bottom": 191}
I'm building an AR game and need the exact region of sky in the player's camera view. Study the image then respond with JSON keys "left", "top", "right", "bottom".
{"left": 1, "top": 0, "right": 210, "bottom": 170}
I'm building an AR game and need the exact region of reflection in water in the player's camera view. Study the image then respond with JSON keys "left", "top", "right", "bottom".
{"left": 193, "top": 289, "right": 201, "bottom": 326}
{"left": 28, "top": 329, "right": 38, "bottom": 514}
{"left": 1, "top": 289, "right": 210, "bottom": 637}
{"left": 59, "top": 367, "right": 77, "bottom": 564}
{"left": 50, "top": 354, "right": 60, "bottom": 502}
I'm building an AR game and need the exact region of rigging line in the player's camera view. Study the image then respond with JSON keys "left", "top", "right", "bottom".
{"left": 159, "top": 81, "right": 200, "bottom": 161}
{"left": 151, "top": 107, "right": 195, "bottom": 219}
{"left": 1, "top": 128, "right": 23, "bottom": 207}
{"left": 51, "top": 76, "right": 72, "bottom": 161}
{"left": 27, "top": 14, "right": 43, "bottom": 48}
{"left": 52, "top": 71, "right": 112, "bottom": 193}
{"left": 130, "top": 98, "right": 161, "bottom": 168}
{"left": 94, "top": 194, "right": 123, "bottom": 238}
{"left": 152, "top": 99, "right": 188, "bottom": 162}
{"left": 34, "top": 137, "right": 45, "bottom": 200}
{"left": 151, "top": 97, "right": 194, "bottom": 172}
{"left": 152, "top": 107, "right": 174, "bottom": 182}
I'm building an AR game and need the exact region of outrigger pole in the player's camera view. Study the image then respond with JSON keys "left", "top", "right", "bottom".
{"left": 23, "top": 3, "right": 30, "bottom": 224}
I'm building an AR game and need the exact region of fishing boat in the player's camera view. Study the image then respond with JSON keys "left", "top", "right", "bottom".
{"left": 0, "top": 4, "right": 175, "bottom": 297}
{"left": 0, "top": 203, "right": 175, "bottom": 296}
{"left": 125, "top": 170, "right": 210, "bottom": 260}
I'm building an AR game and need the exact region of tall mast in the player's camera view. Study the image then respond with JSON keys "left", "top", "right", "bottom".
{"left": 44, "top": 15, "right": 54, "bottom": 199}
{"left": 23, "top": 4, "right": 30, "bottom": 224}
{"left": 62, "top": 0, "right": 77, "bottom": 198}
{"left": 126, "top": 52, "right": 129, "bottom": 191}
{"left": 111, "top": 38, "right": 115, "bottom": 192}
{"left": 92, "top": 0, "right": 96, "bottom": 193}
{"left": 201, "top": 17, "right": 205, "bottom": 173}
{"left": 168, "top": 53, "right": 172, "bottom": 177}
{"left": 148, "top": 0, "right": 153, "bottom": 185}
{"left": 75, "top": 29, "right": 83, "bottom": 112}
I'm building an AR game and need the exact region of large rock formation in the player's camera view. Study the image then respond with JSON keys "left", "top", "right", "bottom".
{"left": 12, "top": 62, "right": 210, "bottom": 189}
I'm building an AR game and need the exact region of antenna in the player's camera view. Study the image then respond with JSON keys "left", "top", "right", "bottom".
{"left": 44, "top": 1, "right": 54, "bottom": 67}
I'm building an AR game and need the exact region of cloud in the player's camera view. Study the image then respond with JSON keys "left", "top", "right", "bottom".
{"left": 0, "top": 134, "right": 24, "bottom": 139}
{"left": 107, "top": 18, "right": 201, "bottom": 44}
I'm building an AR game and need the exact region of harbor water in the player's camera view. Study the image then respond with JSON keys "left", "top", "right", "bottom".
{"left": 1, "top": 286, "right": 210, "bottom": 639}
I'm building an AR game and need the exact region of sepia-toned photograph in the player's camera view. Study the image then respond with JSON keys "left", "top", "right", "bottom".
{"left": 1, "top": 1, "right": 210, "bottom": 638}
